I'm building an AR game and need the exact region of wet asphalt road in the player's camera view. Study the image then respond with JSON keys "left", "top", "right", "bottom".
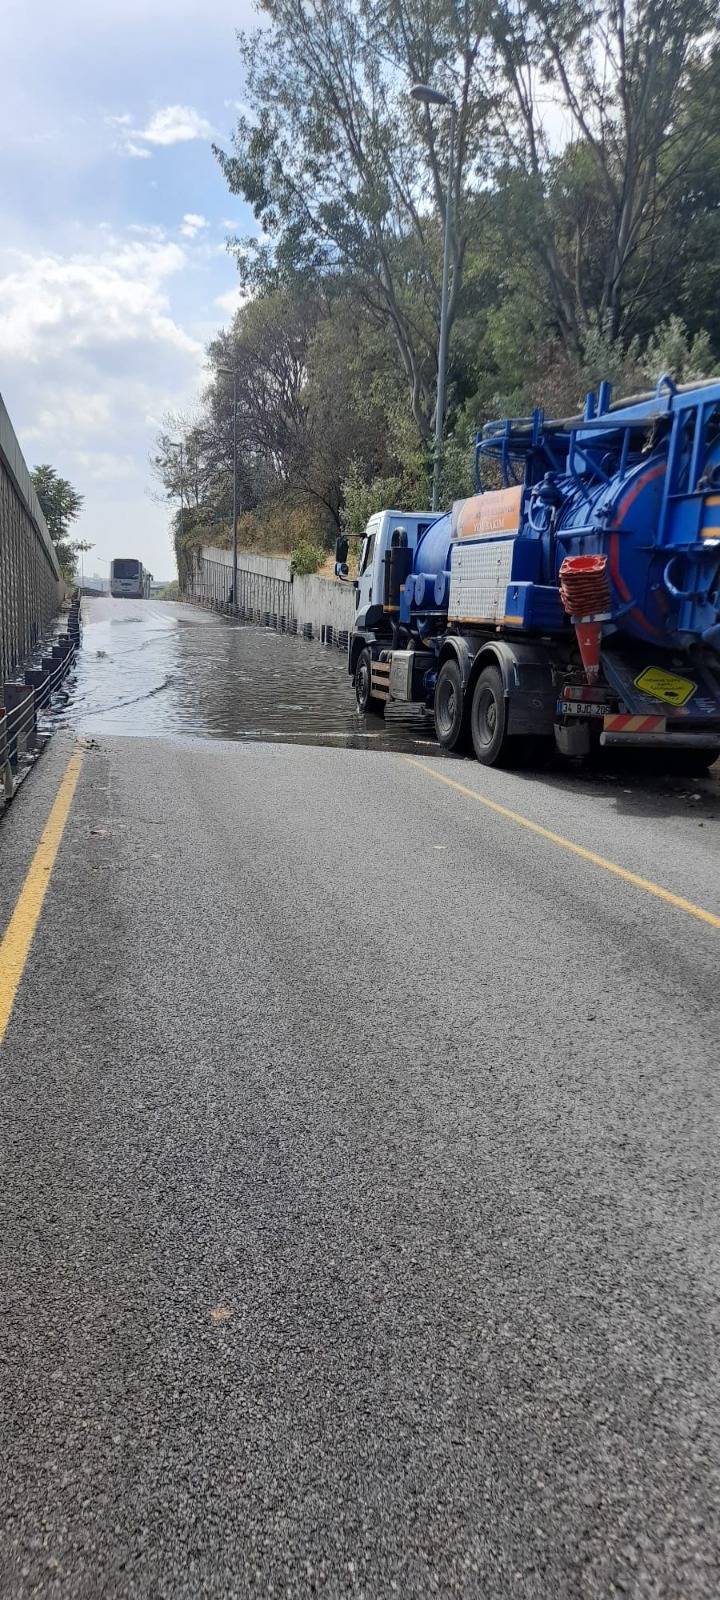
{"left": 56, "top": 595, "right": 438, "bottom": 753}
{"left": 1, "top": 597, "right": 720, "bottom": 1597}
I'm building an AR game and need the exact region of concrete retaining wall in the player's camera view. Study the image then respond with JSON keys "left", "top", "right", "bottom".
{"left": 293, "top": 571, "right": 356, "bottom": 637}
{"left": 189, "top": 545, "right": 356, "bottom": 646}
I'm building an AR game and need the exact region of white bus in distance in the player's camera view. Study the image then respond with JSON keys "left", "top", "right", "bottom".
{"left": 110, "top": 559, "right": 151, "bottom": 598}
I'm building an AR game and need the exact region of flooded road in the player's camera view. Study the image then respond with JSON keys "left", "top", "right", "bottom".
{"left": 65, "top": 595, "right": 440, "bottom": 753}
{"left": 56, "top": 598, "right": 720, "bottom": 814}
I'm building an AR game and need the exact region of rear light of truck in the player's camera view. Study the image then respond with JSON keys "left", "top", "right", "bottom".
{"left": 561, "top": 684, "right": 613, "bottom": 704}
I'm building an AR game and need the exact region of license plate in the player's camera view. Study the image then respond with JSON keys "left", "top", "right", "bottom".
{"left": 557, "top": 700, "right": 613, "bottom": 718}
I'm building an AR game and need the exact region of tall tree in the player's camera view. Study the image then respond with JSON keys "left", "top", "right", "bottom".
{"left": 31, "top": 464, "right": 85, "bottom": 579}
{"left": 214, "top": 0, "right": 492, "bottom": 438}
{"left": 488, "top": 0, "right": 719, "bottom": 348}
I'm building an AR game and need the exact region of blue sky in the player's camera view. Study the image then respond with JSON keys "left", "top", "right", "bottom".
{"left": 0, "top": 0, "right": 259, "bottom": 579}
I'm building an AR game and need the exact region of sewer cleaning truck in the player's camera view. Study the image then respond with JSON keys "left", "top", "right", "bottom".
{"left": 336, "top": 376, "right": 720, "bottom": 769}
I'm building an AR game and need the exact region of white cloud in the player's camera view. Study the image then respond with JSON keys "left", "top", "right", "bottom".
{"left": 1, "top": 230, "right": 207, "bottom": 577}
{"left": 22, "top": 391, "right": 113, "bottom": 438}
{"left": 134, "top": 104, "right": 212, "bottom": 147}
{"left": 223, "top": 98, "right": 254, "bottom": 120}
{"left": 0, "top": 239, "right": 201, "bottom": 363}
{"left": 215, "top": 286, "right": 250, "bottom": 316}
{"left": 71, "top": 450, "right": 136, "bottom": 482}
{"left": 180, "top": 212, "right": 209, "bottom": 239}
{"left": 109, "top": 104, "right": 213, "bottom": 160}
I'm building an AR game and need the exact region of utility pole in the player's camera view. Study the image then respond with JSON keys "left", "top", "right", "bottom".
{"left": 410, "top": 84, "right": 457, "bottom": 513}
{"left": 220, "top": 366, "right": 239, "bottom": 616}
{"left": 76, "top": 541, "right": 94, "bottom": 589}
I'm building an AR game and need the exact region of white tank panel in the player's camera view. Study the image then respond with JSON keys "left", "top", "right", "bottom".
{"left": 448, "top": 537, "right": 515, "bottom": 622}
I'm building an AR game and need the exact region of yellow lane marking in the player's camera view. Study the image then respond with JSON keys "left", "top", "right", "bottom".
{"left": 0, "top": 750, "right": 84, "bottom": 1044}
{"left": 403, "top": 756, "right": 720, "bottom": 931}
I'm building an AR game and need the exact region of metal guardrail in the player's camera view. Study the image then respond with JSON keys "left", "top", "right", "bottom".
{"left": 0, "top": 594, "right": 81, "bottom": 808}
{"left": 185, "top": 551, "right": 353, "bottom": 656}
{"left": 198, "top": 556, "right": 293, "bottom": 626}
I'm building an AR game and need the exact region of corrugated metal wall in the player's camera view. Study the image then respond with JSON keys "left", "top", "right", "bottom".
{"left": 0, "top": 393, "right": 61, "bottom": 688}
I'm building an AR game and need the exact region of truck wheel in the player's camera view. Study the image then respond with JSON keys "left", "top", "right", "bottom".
{"left": 355, "top": 647, "right": 385, "bottom": 717}
{"left": 434, "top": 659, "right": 469, "bottom": 752}
{"left": 470, "top": 665, "right": 516, "bottom": 767}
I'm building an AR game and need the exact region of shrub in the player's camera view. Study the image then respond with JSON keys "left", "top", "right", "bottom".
{"left": 290, "top": 540, "right": 325, "bottom": 576}
{"left": 157, "top": 580, "right": 181, "bottom": 601}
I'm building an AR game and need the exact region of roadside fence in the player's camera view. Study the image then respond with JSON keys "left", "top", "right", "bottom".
{"left": 185, "top": 546, "right": 355, "bottom": 655}
{"left": 0, "top": 593, "right": 81, "bottom": 808}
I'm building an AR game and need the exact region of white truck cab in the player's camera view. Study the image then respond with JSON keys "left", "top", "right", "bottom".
{"left": 353, "top": 510, "right": 434, "bottom": 625}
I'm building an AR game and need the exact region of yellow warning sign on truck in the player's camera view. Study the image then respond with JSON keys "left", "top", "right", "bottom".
{"left": 634, "top": 666, "right": 697, "bottom": 707}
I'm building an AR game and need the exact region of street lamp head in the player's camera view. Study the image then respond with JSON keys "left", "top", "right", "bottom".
{"left": 410, "top": 82, "right": 451, "bottom": 108}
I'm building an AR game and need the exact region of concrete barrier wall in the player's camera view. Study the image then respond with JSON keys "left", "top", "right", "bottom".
{"left": 292, "top": 572, "right": 356, "bottom": 637}
{"left": 0, "top": 391, "right": 62, "bottom": 687}
{"left": 190, "top": 545, "right": 356, "bottom": 644}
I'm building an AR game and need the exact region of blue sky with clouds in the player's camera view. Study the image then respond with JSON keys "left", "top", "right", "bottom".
{"left": 1, "top": 0, "right": 259, "bottom": 579}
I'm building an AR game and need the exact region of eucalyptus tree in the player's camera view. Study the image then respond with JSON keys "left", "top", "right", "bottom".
{"left": 487, "top": 0, "right": 720, "bottom": 349}
{"left": 215, "top": 0, "right": 494, "bottom": 438}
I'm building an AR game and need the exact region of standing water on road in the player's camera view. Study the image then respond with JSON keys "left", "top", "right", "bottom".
{"left": 61, "top": 596, "right": 440, "bottom": 753}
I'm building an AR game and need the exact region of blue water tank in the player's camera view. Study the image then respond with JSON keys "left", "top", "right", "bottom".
{"left": 413, "top": 514, "right": 453, "bottom": 582}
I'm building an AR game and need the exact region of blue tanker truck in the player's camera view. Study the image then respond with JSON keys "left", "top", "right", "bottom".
{"left": 337, "top": 376, "right": 720, "bottom": 770}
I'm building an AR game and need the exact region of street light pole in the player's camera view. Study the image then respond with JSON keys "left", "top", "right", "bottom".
{"left": 410, "top": 83, "right": 456, "bottom": 513}
{"left": 220, "top": 366, "right": 239, "bottom": 616}
{"left": 434, "top": 103, "right": 455, "bottom": 515}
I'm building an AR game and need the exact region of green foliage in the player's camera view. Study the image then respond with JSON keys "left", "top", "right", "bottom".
{"left": 160, "top": 0, "right": 719, "bottom": 574}
{"left": 31, "top": 463, "right": 85, "bottom": 579}
{"left": 642, "top": 319, "right": 720, "bottom": 386}
{"left": 341, "top": 461, "right": 405, "bottom": 536}
{"left": 157, "top": 580, "right": 181, "bottom": 601}
{"left": 290, "top": 540, "right": 325, "bottom": 577}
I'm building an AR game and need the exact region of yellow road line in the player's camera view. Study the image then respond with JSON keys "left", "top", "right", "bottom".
{"left": 403, "top": 756, "right": 720, "bottom": 931}
{"left": 0, "top": 749, "right": 84, "bottom": 1044}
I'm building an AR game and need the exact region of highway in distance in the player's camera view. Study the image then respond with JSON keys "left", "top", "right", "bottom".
{"left": 1, "top": 596, "right": 719, "bottom": 1597}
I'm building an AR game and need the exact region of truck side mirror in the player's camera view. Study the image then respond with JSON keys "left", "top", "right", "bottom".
{"left": 334, "top": 534, "right": 349, "bottom": 578}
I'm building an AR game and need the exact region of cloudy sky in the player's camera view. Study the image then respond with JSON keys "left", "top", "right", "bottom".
{"left": 1, "top": 0, "right": 258, "bottom": 580}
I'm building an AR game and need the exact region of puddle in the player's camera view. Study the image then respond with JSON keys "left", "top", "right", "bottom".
{"left": 59, "top": 597, "right": 441, "bottom": 755}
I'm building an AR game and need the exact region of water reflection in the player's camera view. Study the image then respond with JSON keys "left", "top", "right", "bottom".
{"left": 61, "top": 597, "right": 440, "bottom": 754}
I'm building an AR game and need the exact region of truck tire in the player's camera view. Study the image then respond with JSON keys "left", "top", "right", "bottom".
{"left": 434, "top": 659, "right": 469, "bottom": 752}
{"left": 470, "top": 659, "right": 537, "bottom": 764}
{"left": 355, "top": 646, "right": 385, "bottom": 717}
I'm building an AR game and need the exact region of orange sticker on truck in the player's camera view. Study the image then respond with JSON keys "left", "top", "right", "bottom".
{"left": 453, "top": 486, "right": 523, "bottom": 540}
